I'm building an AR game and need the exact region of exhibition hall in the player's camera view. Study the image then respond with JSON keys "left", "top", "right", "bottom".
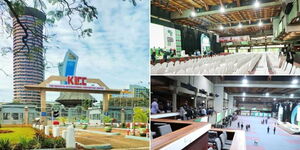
{"left": 151, "top": 76, "right": 300, "bottom": 150}
{"left": 150, "top": 0, "right": 300, "bottom": 75}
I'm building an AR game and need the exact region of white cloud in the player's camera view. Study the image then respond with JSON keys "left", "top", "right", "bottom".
{"left": 0, "top": 0, "right": 149, "bottom": 103}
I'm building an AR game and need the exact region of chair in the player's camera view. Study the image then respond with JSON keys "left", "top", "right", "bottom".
{"left": 214, "top": 138, "right": 222, "bottom": 150}
{"left": 219, "top": 133, "right": 231, "bottom": 150}
{"left": 284, "top": 63, "right": 293, "bottom": 74}
{"left": 290, "top": 66, "right": 296, "bottom": 74}
{"left": 158, "top": 124, "right": 172, "bottom": 136}
{"left": 223, "top": 131, "right": 233, "bottom": 145}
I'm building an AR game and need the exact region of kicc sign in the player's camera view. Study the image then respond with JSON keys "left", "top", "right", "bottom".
{"left": 48, "top": 76, "right": 105, "bottom": 90}
{"left": 67, "top": 76, "right": 87, "bottom": 85}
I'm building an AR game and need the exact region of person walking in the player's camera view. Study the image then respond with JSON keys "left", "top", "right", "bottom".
{"left": 267, "top": 126, "right": 270, "bottom": 134}
{"left": 241, "top": 124, "right": 244, "bottom": 130}
{"left": 238, "top": 122, "right": 240, "bottom": 128}
{"left": 151, "top": 98, "right": 161, "bottom": 114}
{"left": 246, "top": 125, "right": 248, "bottom": 131}
{"left": 273, "top": 127, "right": 276, "bottom": 134}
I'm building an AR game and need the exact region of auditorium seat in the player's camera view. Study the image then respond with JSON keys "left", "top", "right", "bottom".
{"left": 219, "top": 133, "right": 231, "bottom": 150}
{"left": 158, "top": 124, "right": 172, "bottom": 136}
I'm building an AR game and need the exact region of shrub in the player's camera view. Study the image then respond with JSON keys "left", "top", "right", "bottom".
{"left": 13, "top": 137, "right": 31, "bottom": 150}
{"left": 0, "top": 139, "right": 12, "bottom": 150}
{"left": 53, "top": 137, "right": 66, "bottom": 148}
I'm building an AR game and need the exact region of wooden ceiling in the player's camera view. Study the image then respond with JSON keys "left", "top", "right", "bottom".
{"left": 151, "top": 0, "right": 282, "bottom": 36}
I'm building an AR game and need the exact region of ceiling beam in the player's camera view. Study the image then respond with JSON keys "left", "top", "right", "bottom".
{"left": 231, "top": 94, "right": 300, "bottom": 99}
{"left": 215, "top": 81, "right": 300, "bottom": 88}
{"left": 208, "top": 23, "right": 272, "bottom": 30}
{"left": 171, "top": 1, "right": 281, "bottom": 20}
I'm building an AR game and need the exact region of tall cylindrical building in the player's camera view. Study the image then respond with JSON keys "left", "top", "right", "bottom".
{"left": 12, "top": 7, "right": 46, "bottom": 105}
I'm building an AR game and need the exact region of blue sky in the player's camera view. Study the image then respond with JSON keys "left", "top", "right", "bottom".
{"left": 0, "top": 0, "right": 149, "bottom": 102}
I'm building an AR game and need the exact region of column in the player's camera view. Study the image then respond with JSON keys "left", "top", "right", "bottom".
{"left": 24, "top": 106, "right": 29, "bottom": 125}
{"left": 172, "top": 81, "right": 180, "bottom": 112}
{"left": 172, "top": 92, "right": 177, "bottom": 112}
{"left": 103, "top": 94, "right": 110, "bottom": 113}
{"left": 214, "top": 86, "right": 224, "bottom": 113}
{"left": 40, "top": 90, "right": 47, "bottom": 126}
{"left": 228, "top": 95, "right": 234, "bottom": 110}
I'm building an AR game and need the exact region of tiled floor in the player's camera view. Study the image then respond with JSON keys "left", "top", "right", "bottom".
{"left": 228, "top": 116, "right": 300, "bottom": 150}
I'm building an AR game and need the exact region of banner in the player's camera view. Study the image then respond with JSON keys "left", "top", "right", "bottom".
{"left": 164, "top": 27, "right": 176, "bottom": 49}
{"left": 219, "top": 35, "right": 250, "bottom": 43}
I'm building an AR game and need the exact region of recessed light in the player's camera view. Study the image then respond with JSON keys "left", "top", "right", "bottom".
{"left": 238, "top": 23, "right": 243, "bottom": 28}
{"left": 292, "top": 79, "right": 298, "bottom": 84}
{"left": 243, "top": 92, "right": 246, "bottom": 96}
{"left": 265, "top": 93, "right": 269, "bottom": 97}
{"left": 191, "top": 11, "right": 196, "bottom": 17}
{"left": 219, "top": 25, "right": 224, "bottom": 30}
{"left": 220, "top": 6, "right": 225, "bottom": 13}
{"left": 242, "top": 78, "right": 248, "bottom": 84}
{"left": 258, "top": 20, "right": 263, "bottom": 26}
{"left": 254, "top": 0, "right": 260, "bottom": 8}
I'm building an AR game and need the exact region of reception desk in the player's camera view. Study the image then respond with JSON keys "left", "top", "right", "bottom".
{"left": 151, "top": 119, "right": 246, "bottom": 150}
{"left": 151, "top": 119, "right": 211, "bottom": 150}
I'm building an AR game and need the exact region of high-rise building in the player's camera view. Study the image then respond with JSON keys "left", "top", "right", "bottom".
{"left": 12, "top": 7, "right": 46, "bottom": 104}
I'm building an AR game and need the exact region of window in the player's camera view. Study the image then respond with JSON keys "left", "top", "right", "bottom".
{"left": 3, "top": 113, "right": 10, "bottom": 120}
{"left": 12, "top": 113, "right": 19, "bottom": 120}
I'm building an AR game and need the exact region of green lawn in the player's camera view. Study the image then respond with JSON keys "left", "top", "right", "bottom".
{"left": 0, "top": 127, "right": 35, "bottom": 143}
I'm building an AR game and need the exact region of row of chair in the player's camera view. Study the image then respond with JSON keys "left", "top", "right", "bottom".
{"left": 268, "top": 53, "right": 300, "bottom": 74}
{"left": 151, "top": 53, "right": 264, "bottom": 74}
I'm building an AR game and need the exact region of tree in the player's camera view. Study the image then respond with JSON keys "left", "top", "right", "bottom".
{"left": 0, "top": 0, "right": 141, "bottom": 73}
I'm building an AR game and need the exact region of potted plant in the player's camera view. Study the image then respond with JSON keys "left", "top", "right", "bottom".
{"left": 133, "top": 107, "right": 149, "bottom": 137}
{"left": 103, "top": 115, "right": 113, "bottom": 132}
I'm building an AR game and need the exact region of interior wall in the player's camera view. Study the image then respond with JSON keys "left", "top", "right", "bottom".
{"left": 151, "top": 5, "right": 224, "bottom": 54}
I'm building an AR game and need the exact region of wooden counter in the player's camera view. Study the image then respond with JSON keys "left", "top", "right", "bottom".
{"left": 151, "top": 119, "right": 211, "bottom": 150}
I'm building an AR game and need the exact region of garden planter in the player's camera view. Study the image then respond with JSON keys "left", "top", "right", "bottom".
{"left": 104, "top": 126, "right": 112, "bottom": 132}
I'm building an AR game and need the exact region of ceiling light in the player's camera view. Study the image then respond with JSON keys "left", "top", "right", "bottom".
{"left": 290, "top": 94, "right": 294, "bottom": 98}
{"left": 238, "top": 22, "right": 243, "bottom": 28}
{"left": 243, "top": 92, "right": 246, "bottom": 96}
{"left": 220, "top": 6, "right": 225, "bottom": 13}
{"left": 254, "top": 0, "right": 260, "bottom": 8}
{"left": 265, "top": 93, "right": 269, "bottom": 97}
{"left": 273, "top": 98, "right": 276, "bottom": 101}
{"left": 243, "top": 97, "right": 245, "bottom": 101}
{"left": 292, "top": 78, "right": 298, "bottom": 84}
{"left": 191, "top": 11, "right": 196, "bottom": 17}
{"left": 219, "top": 25, "right": 224, "bottom": 30}
{"left": 258, "top": 20, "right": 263, "bottom": 27}
{"left": 242, "top": 77, "right": 248, "bottom": 84}
{"left": 191, "top": 97, "right": 195, "bottom": 99}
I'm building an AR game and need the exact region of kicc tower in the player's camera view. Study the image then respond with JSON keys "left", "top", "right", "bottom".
{"left": 11, "top": 7, "right": 46, "bottom": 104}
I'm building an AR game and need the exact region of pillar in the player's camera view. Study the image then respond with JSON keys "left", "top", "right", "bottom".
{"left": 228, "top": 95, "right": 234, "bottom": 110}
{"left": 214, "top": 86, "right": 224, "bottom": 113}
{"left": 66, "top": 125, "right": 76, "bottom": 148}
{"left": 103, "top": 94, "right": 110, "bottom": 113}
{"left": 24, "top": 106, "right": 29, "bottom": 125}
{"left": 53, "top": 126, "right": 60, "bottom": 137}
{"left": 172, "top": 92, "right": 177, "bottom": 112}
{"left": 172, "top": 81, "right": 180, "bottom": 112}
{"left": 40, "top": 90, "right": 47, "bottom": 126}
{"left": 45, "top": 125, "right": 50, "bottom": 135}
{"left": 120, "top": 108, "right": 125, "bottom": 124}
